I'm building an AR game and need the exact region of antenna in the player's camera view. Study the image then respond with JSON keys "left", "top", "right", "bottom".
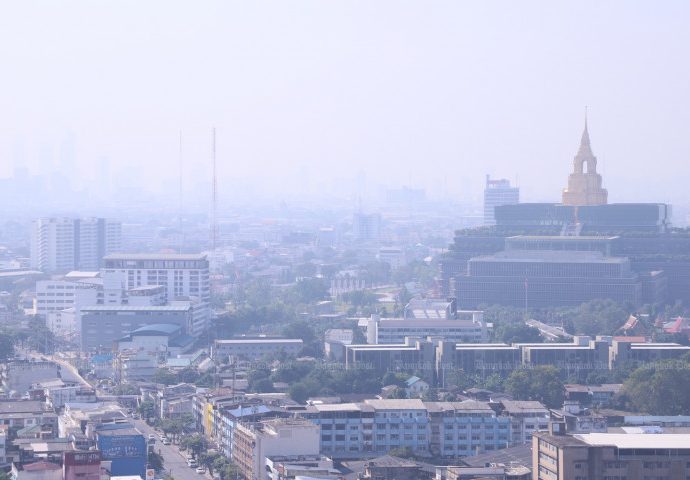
{"left": 211, "top": 127, "right": 218, "bottom": 252}
{"left": 179, "top": 130, "right": 183, "bottom": 254}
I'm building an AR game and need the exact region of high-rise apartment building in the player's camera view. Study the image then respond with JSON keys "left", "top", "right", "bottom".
{"left": 484, "top": 175, "right": 519, "bottom": 225}
{"left": 30, "top": 217, "right": 121, "bottom": 272}
{"left": 353, "top": 212, "right": 382, "bottom": 242}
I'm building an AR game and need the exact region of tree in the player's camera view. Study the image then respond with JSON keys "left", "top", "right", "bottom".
{"left": 288, "top": 383, "right": 310, "bottom": 404}
{"left": 138, "top": 400, "right": 156, "bottom": 420}
{"left": 286, "top": 278, "right": 330, "bottom": 304}
{"left": 176, "top": 367, "right": 201, "bottom": 383}
{"left": 252, "top": 378, "right": 274, "bottom": 393}
{"left": 148, "top": 452, "right": 164, "bottom": 471}
{"left": 160, "top": 419, "right": 183, "bottom": 443}
{"left": 180, "top": 434, "right": 208, "bottom": 458}
{"left": 341, "top": 290, "right": 380, "bottom": 308}
{"left": 621, "top": 361, "right": 690, "bottom": 415}
{"left": 221, "top": 463, "right": 239, "bottom": 480}
{"left": 497, "top": 323, "right": 543, "bottom": 344}
{"left": 199, "top": 452, "right": 222, "bottom": 476}
{"left": 0, "top": 334, "right": 14, "bottom": 361}
{"left": 389, "top": 387, "right": 408, "bottom": 399}
{"left": 566, "top": 299, "right": 629, "bottom": 336}
{"left": 153, "top": 368, "right": 178, "bottom": 385}
{"left": 505, "top": 366, "right": 564, "bottom": 408}
{"left": 382, "top": 372, "right": 406, "bottom": 387}
{"left": 212, "top": 456, "right": 232, "bottom": 478}
{"left": 113, "top": 384, "right": 140, "bottom": 395}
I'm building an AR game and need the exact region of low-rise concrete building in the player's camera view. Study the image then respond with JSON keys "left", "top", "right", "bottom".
{"left": 533, "top": 427, "right": 690, "bottom": 480}
{"left": 232, "top": 418, "right": 320, "bottom": 480}
{"left": 211, "top": 338, "right": 303, "bottom": 361}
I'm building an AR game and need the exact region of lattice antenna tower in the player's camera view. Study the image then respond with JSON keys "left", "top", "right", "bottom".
{"left": 211, "top": 127, "right": 218, "bottom": 252}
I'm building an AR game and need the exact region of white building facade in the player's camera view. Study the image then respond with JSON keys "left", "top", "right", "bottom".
{"left": 30, "top": 217, "right": 121, "bottom": 273}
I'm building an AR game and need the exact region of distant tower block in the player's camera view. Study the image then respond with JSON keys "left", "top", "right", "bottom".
{"left": 562, "top": 113, "right": 608, "bottom": 206}
{"left": 484, "top": 175, "right": 520, "bottom": 225}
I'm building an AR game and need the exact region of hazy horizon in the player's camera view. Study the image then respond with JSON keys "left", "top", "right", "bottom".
{"left": 2, "top": 1, "right": 689, "bottom": 209}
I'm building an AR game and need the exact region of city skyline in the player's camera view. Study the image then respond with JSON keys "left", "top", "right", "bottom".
{"left": 1, "top": 2, "right": 689, "bottom": 207}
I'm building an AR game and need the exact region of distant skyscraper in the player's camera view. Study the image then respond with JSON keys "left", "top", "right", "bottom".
{"left": 483, "top": 175, "right": 519, "bottom": 225}
{"left": 562, "top": 116, "right": 608, "bottom": 206}
{"left": 30, "top": 217, "right": 121, "bottom": 272}
{"left": 353, "top": 212, "right": 382, "bottom": 242}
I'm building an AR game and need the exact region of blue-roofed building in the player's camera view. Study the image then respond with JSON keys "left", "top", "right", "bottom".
{"left": 89, "top": 354, "right": 113, "bottom": 379}
{"left": 404, "top": 376, "right": 430, "bottom": 398}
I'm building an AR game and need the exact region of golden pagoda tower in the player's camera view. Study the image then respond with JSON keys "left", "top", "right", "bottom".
{"left": 562, "top": 113, "right": 608, "bottom": 206}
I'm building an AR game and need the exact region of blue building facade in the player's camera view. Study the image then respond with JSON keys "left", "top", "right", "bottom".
{"left": 95, "top": 425, "right": 146, "bottom": 477}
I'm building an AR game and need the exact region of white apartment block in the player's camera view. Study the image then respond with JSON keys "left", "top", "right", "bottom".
{"left": 365, "top": 314, "right": 489, "bottom": 344}
{"left": 483, "top": 175, "right": 519, "bottom": 225}
{"left": 30, "top": 217, "right": 121, "bottom": 272}
{"left": 102, "top": 253, "right": 210, "bottom": 304}
{"left": 35, "top": 273, "right": 101, "bottom": 316}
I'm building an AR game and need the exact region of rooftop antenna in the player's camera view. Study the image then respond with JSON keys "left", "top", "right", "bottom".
{"left": 211, "top": 127, "right": 218, "bottom": 253}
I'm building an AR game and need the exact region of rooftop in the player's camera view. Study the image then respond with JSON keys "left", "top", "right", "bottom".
{"left": 363, "top": 399, "right": 426, "bottom": 410}
{"left": 0, "top": 400, "right": 48, "bottom": 414}
{"left": 104, "top": 253, "right": 207, "bottom": 261}
{"left": 576, "top": 433, "right": 690, "bottom": 449}
{"left": 129, "top": 323, "right": 182, "bottom": 335}
{"left": 500, "top": 400, "right": 549, "bottom": 414}
{"left": 473, "top": 250, "right": 628, "bottom": 264}
{"left": 81, "top": 305, "right": 190, "bottom": 312}
{"left": 214, "top": 338, "right": 303, "bottom": 344}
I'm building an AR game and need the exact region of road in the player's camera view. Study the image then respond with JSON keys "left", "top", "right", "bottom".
{"left": 132, "top": 418, "right": 210, "bottom": 480}
{"left": 21, "top": 349, "right": 210, "bottom": 480}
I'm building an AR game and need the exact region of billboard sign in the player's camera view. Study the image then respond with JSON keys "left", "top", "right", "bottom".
{"left": 98, "top": 434, "right": 146, "bottom": 459}
{"left": 64, "top": 451, "right": 101, "bottom": 466}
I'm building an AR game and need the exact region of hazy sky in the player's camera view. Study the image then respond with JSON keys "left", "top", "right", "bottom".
{"left": 1, "top": 1, "right": 689, "bottom": 204}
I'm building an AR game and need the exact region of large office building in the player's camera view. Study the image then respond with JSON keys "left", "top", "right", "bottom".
{"left": 484, "top": 175, "right": 519, "bottom": 225}
{"left": 440, "top": 121, "right": 688, "bottom": 303}
{"left": 30, "top": 217, "right": 121, "bottom": 272}
{"left": 533, "top": 427, "right": 690, "bottom": 480}
{"left": 79, "top": 304, "right": 199, "bottom": 351}
{"left": 452, "top": 237, "right": 644, "bottom": 308}
{"left": 102, "top": 253, "right": 210, "bottom": 304}
{"left": 348, "top": 336, "right": 690, "bottom": 382}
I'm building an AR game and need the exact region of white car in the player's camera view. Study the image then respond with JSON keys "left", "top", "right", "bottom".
{"left": 196, "top": 467, "right": 205, "bottom": 474}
